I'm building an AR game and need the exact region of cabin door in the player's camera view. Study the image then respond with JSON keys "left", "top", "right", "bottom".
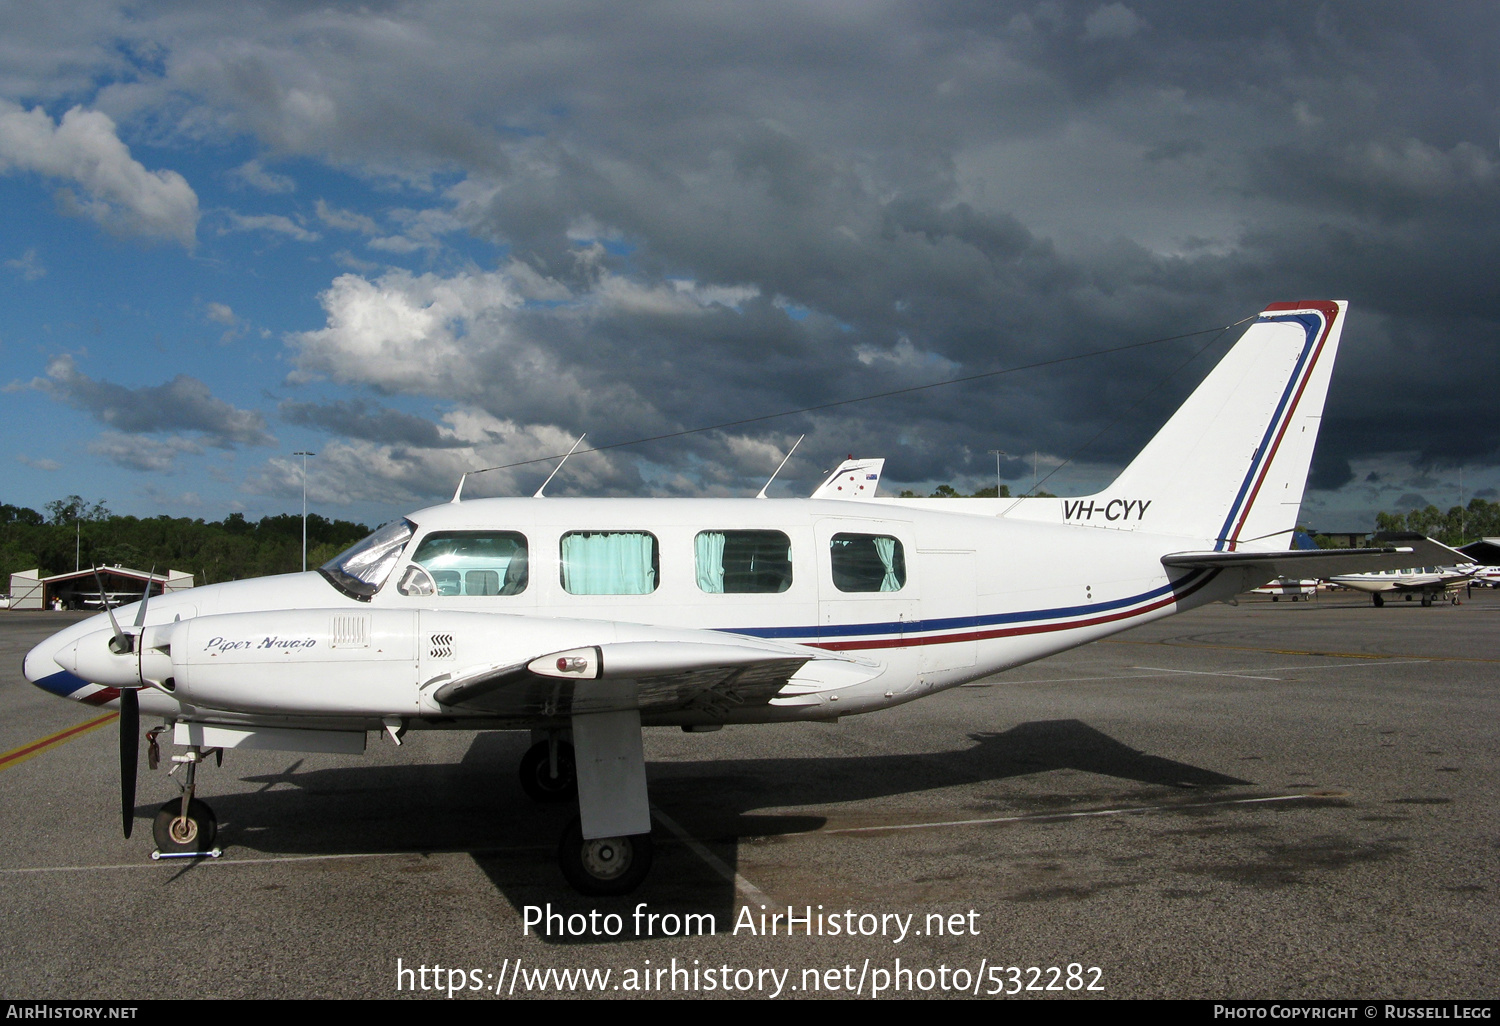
{"left": 815, "top": 518, "right": 916, "bottom": 651}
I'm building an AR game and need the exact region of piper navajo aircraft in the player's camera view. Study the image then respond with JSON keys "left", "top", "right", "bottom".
{"left": 1326, "top": 563, "right": 1477, "bottom": 606}
{"left": 23, "top": 300, "right": 1454, "bottom": 894}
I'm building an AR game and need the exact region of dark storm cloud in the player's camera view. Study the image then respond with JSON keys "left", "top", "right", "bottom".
{"left": 278, "top": 398, "right": 468, "bottom": 448}
{"left": 25, "top": 354, "right": 274, "bottom": 448}
{"left": 16, "top": 1, "right": 1500, "bottom": 511}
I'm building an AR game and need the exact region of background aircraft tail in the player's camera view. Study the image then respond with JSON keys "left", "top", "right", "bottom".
{"left": 1101, "top": 301, "right": 1346, "bottom": 550}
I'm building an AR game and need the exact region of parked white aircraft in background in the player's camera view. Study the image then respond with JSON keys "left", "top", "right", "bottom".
{"left": 1250, "top": 577, "right": 1319, "bottom": 601}
{"left": 23, "top": 300, "right": 1454, "bottom": 894}
{"left": 1326, "top": 563, "right": 1477, "bottom": 606}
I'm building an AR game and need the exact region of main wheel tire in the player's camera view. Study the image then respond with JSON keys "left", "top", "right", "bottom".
{"left": 1373, "top": 594, "right": 1384, "bottom": 607}
{"left": 558, "top": 818, "right": 653, "bottom": 896}
{"left": 153, "top": 798, "right": 217, "bottom": 854}
{"left": 519, "top": 741, "right": 578, "bottom": 803}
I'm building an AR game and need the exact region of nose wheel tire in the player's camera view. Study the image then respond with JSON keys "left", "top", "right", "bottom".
{"left": 153, "top": 798, "right": 217, "bottom": 854}
{"left": 558, "top": 817, "right": 653, "bottom": 896}
{"left": 519, "top": 741, "right": 577, "bottom": 804}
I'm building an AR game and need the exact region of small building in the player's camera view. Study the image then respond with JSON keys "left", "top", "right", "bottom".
{"left": 7, "top": 566, "right": 194, "bottom": 610}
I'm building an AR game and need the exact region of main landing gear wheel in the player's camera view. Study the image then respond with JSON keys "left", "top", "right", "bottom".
{"left": 558, "top": 818, "right": 653, "bottom": 896}
{"left": 519, "top": 740, "right": 577, "bottom": 804}
{"left": 1373, "top": 594, "right": 1384, "bottom": 607}
{"left": 153, "top": 798, "right": 217, "bottom": 854}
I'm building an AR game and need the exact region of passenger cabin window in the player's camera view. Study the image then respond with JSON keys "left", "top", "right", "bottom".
{"left": 560, "top": 531, "right": 658, "bottom": 595}
{"left": 830, "top": 532, "right": 906, "bottom": 592}
{"left": 399, "top": 531, "right": 528, "bottom": 597}
{"left": 695, "top": 530, "right": 793, "bottom": 593}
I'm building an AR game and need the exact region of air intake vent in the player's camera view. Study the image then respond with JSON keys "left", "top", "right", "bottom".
{"left": 331, "top": 614, "right": 370, "bottom": 648}
{"left": 429, "top": 633, "right": 454, "bottom": 659}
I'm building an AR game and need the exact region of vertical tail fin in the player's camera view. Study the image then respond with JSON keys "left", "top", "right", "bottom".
{"left": 811, "top": 458, "right": 885, "bottom": 500}
{"left": 1103, "top": 301, "right": 1346, "bottom": 549}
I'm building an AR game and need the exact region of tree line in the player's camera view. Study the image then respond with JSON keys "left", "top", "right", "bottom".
{"left": 1371, "top": 498, "right": 1500, "bottom": 548}
{"left": 1, "top": 496, "right": 371, "bottom": 588}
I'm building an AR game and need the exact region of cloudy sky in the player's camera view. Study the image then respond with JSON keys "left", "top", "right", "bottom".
{"left": 1, "top": 1, "right": 1495, "bottom": 531}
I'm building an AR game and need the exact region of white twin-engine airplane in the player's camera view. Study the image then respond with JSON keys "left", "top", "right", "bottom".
{"left": 23, "top": 300, "right": 1451, "bottom": 894}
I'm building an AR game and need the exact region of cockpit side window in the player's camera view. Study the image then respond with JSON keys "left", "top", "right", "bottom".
{"left": 319, "top": 519, "right": 416, "bottom": 600}
{"left": 401, "top": 531, "right": 529, "bottom": 597}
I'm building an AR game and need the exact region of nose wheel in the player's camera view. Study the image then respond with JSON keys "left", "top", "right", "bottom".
{"left": 152, "top": 797, "right": 217, "bottom": 854}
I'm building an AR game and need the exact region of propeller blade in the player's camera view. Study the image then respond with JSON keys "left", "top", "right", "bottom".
{"left": 133, "top": 566, "right": 154, "bottom": 630}
{"left": 134, "top": 567, "right": 154, "bottom": 683}
{"left": 93, "top": 567, "right": 131, "bottom": 653}
{"left": 119, "top": 688, "right": 138, "bottom": 838}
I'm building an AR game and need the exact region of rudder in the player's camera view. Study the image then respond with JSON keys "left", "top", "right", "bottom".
{"left": 1102, "top": 301, "right": 1346, "bottom": 549}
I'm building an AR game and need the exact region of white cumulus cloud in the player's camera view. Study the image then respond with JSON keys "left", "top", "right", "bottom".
{"left": 0, "top": 102, "right": 198, "bottom": 248}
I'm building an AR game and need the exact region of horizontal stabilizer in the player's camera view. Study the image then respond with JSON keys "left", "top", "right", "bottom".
{"left": 1162, "top": 534, "right": 1470, "bottom": 578}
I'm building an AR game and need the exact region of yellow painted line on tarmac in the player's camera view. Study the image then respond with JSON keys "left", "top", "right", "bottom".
{"left": 0, "top": 712, "right": 118, "bottom": 772}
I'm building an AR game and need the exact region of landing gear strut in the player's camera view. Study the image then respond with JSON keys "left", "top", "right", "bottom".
{"left": 153, "top": 746, "right": 218, "bottom": 855}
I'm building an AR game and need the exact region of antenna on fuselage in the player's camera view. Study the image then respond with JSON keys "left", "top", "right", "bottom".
{"left": 756, "top": 434, "right": 804, "bottom": 499}
{"left": 450, "top": 472, "right": 469, "bottom": 503}
{"left": 534, "top": 433, "right": 587, "bottom": 498}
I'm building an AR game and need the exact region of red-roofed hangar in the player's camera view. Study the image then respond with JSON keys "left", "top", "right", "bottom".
{"left": 7, "top": 567, "right": 194, "bottom": 610}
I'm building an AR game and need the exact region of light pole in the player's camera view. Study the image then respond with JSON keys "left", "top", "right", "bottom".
{"left": 294, "top": 451, "right": 315, "bottom": 572}
{"left": 987, "top": 450, "right": 1006, "bottom": 498}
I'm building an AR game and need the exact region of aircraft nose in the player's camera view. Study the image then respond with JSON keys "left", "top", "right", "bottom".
{"left": 23, "top": 635, "right": 89, "bottom": 700}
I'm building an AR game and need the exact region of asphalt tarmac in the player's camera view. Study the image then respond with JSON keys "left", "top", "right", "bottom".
{"left": 1, "top": 592, "right": 1495, "bottom": 1000}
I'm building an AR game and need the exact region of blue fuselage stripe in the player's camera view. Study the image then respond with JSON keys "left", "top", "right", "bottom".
{"left": 724, "top": 572, "right": 1200, "bottom": 641}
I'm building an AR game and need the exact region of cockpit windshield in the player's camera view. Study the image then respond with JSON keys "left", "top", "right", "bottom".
{"left": 319, "top": 518, "right": 416, "bottom": 600}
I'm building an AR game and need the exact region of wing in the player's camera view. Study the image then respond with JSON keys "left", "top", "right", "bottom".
{"left": 430, "top": 638, "right": 820, "bottom": 718}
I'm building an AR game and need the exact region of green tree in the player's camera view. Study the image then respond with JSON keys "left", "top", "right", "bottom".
{"left": 44, "top": 496, "right": 110, "bottom": 525}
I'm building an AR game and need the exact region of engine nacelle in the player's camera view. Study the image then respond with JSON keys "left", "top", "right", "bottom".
{"left": 168, "top": 609, "right": 423, "bottom": 716}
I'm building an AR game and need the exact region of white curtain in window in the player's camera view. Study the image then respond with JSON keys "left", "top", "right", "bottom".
{"left": 873, "top": 536, "right": 901, "bottom": 592}
{"left": 561, "top": 532, "right": 657, "bottom": 594}
{"left": 694, "top": 531, "right": 726, "bottom": 593}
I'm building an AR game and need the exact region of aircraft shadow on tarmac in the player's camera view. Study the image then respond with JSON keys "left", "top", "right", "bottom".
{"left": 134, "top": 719, "right": 1248, "bottom": 945}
